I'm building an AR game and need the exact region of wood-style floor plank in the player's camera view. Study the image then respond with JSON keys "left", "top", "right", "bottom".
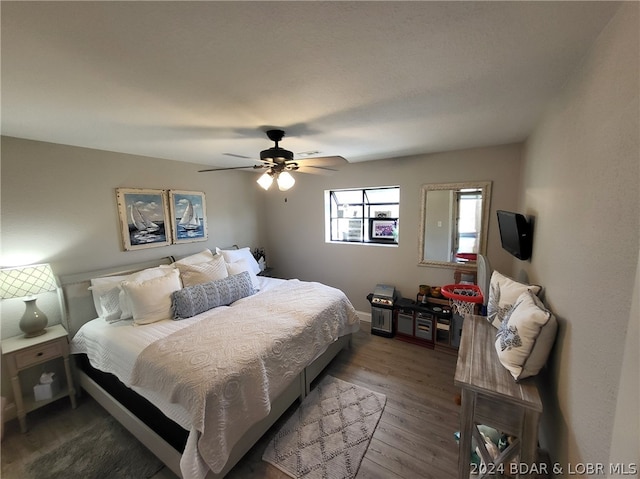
{"left": 1, "top": 322, "right": 463, "bottom": 478}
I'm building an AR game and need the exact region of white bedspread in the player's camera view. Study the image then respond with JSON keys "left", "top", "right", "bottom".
{"left": 71, "top": 276, "right": 360, "bottom": 479}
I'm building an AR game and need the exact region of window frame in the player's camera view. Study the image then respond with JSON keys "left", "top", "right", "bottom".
{"left": 325, "top": 186, "right": 399, "bottom": 245}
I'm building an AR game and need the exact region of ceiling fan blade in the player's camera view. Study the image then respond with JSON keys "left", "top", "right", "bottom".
{"left": 198, "top": 165, "right": 266, "bottom": 173}
{"left": 294, "top": 156, "right": 347, "bottom": 168}
{"left": 295, "top": 165, "right": 341, "bottom": 176}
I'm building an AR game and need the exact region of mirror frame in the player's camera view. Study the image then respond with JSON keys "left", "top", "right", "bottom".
{"left": 417, "top": 181, "right": 492, "bottom": 269}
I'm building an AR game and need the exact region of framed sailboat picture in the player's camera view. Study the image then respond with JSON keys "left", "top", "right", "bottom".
{"left": 169, "top": 190, "right": 208, "bottom": 244}
{"left": 116, "top": 188, "right": 171, "bottom": 250}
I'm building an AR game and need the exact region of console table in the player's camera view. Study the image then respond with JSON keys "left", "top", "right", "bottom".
{"left": 455, "top": 315, "right": 542, "bottom": 478}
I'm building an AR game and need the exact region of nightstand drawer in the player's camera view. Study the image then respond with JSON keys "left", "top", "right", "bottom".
{"left": 15, "top": 341, "right": 63, "bottom": 369}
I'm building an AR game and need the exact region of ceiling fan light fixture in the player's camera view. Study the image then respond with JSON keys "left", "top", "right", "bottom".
{"left": 277, "top": 171, "right": 295, "bottom": 191}
{"left": 257, "top": 172, "right": 274, "bottom": 190}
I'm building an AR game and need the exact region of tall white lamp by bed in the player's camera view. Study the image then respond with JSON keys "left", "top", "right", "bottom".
{"left": 0, "top": 263, "right": 58, "bottom": 338}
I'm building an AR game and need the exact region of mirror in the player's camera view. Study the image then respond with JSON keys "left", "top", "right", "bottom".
{"left": 418, "top": 181, "right": 492, "bottom": 268}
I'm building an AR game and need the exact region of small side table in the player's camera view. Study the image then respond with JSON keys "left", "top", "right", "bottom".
{"left": 1, "top": 324, "right": 77, "bottom": 432}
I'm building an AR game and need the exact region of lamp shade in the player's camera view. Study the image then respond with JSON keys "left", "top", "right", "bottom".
{"left": 257, "top": 172, "right": 274, "bottom": 190}
{"left": 0, "top": 264, "right": 57, "bottom": 299}
{"left": 277, "top": 171, "right": 295, "bottom": 191}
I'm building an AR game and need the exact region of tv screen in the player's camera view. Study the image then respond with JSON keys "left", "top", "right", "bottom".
{"left": 496, "top": 210, "right": 532, "bottom": 260}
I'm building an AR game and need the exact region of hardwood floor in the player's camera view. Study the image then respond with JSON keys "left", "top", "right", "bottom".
{"left": 1, "top": 322, "right": 462, "bottom": 478}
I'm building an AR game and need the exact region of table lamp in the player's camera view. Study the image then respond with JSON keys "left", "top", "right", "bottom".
{"left": 0, "top": 263, "right": 58, "bottom": 337}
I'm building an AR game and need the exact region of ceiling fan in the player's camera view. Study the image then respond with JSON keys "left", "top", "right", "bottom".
{"left": 198, "top": 129, "right": 347, "bottom": 191}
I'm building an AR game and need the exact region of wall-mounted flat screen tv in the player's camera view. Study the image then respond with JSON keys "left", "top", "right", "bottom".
{"left": 496, "top": 210, "right": 532, "bottom": 260}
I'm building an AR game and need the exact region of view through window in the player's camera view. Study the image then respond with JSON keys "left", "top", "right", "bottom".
{"left": 455, "top": 189, "right": 483, "bottom": 257}
{"left": 325, "top": 186, "right": 399, "bottom": 245}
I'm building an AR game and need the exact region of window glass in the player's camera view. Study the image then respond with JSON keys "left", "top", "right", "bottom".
{"left": 326, "top": 186, "right": 399, "bottom": 245}
{"left": 455, "top": 190, "right": 482, "bottom": 255}
{"left": 365, "top": 188, "right": 399, "bottom": 204}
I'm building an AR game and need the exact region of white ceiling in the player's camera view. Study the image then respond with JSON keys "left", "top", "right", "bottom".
{"left": 1, "top": 1, "right": 620, "bottom": 169}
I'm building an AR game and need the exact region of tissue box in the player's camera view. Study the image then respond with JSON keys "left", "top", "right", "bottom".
{"left": 33, "top": 378, "right": 60, "bottom": 402}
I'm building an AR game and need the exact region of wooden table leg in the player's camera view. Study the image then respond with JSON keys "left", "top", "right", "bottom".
{"left": 62, "top": 354, "right": 77, "bottom": 409}
{"left": 519, "top": 410, "right": 541, "bottom": 478}
{"left": 458, "top": 388, "right": 475, "bottom": 478}
{"left": 9, "top": 373, "right": 27, "bottom": 433}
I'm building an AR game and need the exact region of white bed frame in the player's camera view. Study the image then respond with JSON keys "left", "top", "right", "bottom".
{"left": 59, "top": 257, "right": 353, "bottom": 478}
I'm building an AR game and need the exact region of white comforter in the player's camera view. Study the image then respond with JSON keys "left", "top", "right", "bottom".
{"left": 71, "top": 276, "right": 360, "bottom": 479}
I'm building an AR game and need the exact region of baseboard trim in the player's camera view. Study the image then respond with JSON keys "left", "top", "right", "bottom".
{"left": 356, "top": 310, "right": 371, "bottom": 323}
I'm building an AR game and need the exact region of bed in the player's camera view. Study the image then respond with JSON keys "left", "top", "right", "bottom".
{"left": 60, "top": 251, "right": 360, "bottom": 479}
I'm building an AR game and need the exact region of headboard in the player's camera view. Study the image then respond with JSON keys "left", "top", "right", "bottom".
{"left": 59, "top": 256, "right": 174, "bottom": 337}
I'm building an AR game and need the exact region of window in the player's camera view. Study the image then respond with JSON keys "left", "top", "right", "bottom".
{"left": 325, "top": 186, "right": 399, "bottom": 245}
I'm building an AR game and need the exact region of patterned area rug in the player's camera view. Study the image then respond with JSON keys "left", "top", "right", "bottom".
{"left": 25, "top": 415, "right": 164, "bottom": 479}
{"left": 263, "top": 375, "right": 386, "bottom": 479}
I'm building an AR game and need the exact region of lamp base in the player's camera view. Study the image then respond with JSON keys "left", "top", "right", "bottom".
{"left": 20, "top": 298, "right": 49, "bottom": 338}
{"left": 23, "top": 329, "right": 47, "bottom": 338}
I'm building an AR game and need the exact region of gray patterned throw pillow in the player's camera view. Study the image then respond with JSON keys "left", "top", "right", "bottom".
{"left": 171, "top": 271, "right": 255, "bottom": 319}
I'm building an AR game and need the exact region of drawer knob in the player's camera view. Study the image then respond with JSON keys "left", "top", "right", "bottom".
{"left": 36, "top": 352, "right": 43, "bottom": 357}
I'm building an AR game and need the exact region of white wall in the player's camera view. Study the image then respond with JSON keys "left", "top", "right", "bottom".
{"left": 519, "top": 3, "right": 639, "bottom": 469}
{"left": 0, "top": 137, "right": 264, "bottom": 280}
{"left": 261, "top": 143, "right": 523, "bottom": 312}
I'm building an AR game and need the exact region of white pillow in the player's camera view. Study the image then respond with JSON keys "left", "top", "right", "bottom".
{"left": 89, "top": 275, "right": 128, "bottom": 322}
{"left": 118, "top": 266, "right": 175, "bottom": 320}
{"left": 172, "top": 249, "right": 215, "bottom": 266}
{"left": 216, "top": 247, "right": 260, "bottom": 275}
{"left": 89, "top": 266, "right": 174, "bottom": 322}
{"left": 119, "top": 268, "right": 182, "bottom": 325}
{"left": 487, "top": 271, "right": 541, "bottom": 328}
{"left": 495, "top": 290, "right": 557, "bottom": 381}
{"left": 176, "top": 254, "right": 228, "bottom": 287}
{"left": 226, "top": 259, "right": 260, "bottom": 290}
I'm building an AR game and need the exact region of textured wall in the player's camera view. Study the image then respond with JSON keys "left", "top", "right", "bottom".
{"left": 519, "top": 3, "right": 639, "bottom": 468}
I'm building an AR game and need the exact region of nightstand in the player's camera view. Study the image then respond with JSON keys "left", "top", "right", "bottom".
{"left": 1, "top": 324, "right": 77, "bottom": 432}
{"left": 257, "top": 267, "right": 277, "bottom": 278}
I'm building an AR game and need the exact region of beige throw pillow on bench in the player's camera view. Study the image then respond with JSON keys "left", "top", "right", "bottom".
{"left": 495, "top": 289, "right": 557, "bottom": 381}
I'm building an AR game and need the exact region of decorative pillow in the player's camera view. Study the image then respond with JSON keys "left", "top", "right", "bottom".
{"left": 98, "top": 288, "right": 124, "bottom": 322}
{"left": 487, "top": 271, "right": 541, "bottom": 328}
{"left": 172, "top": 271, "right": 255, "bottom": 320}
{"left": 216, "top": 246, "right": 261, "bottom": 275}
{"left": 120, "top": 268, "right": 182, "bottom": 325}
{"left": 176, "top": 254, "right": 228, "bottom": 287}
{"left": 172, "top": 249, "right": 215, "bottom": 266}
{"left": 226, "top": 258, "right": 260, "bottom": 290}
{"left": 118, "top": 266, "right": 176, "bottom": 320}
{"left": 495, "top": 289, "right": 557, "bottom": 381}
{"left": 90, "top": 266, "right": 175, "bottom": 322}
{"left": 89, "top": 275, "right": 128, "bottom": 322}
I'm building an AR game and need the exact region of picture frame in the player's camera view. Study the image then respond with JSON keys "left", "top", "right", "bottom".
{"left": 169, "top": 190, "right": 208, "bottom": 244}
{"left": 371, "top": 219, "right": 397, "bottom": 240}
{"left": 116, "top": 188, "right": 171, "bottom": 251}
